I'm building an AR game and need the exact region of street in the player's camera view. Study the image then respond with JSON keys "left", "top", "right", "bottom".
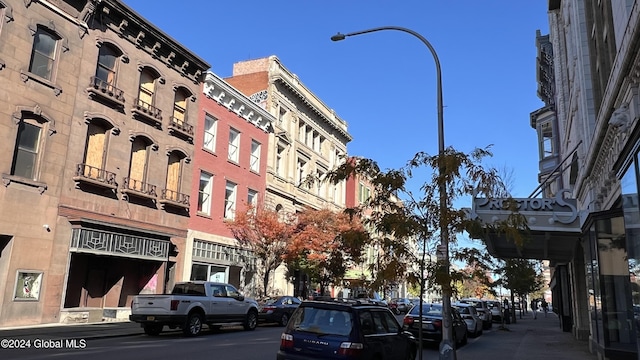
{"left": 0, "top": 312, "right": 595, "bottom": 360}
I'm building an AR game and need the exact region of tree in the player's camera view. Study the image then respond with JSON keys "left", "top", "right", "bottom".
{"left": 496, "top": 258, "right": 545, "bottom": 322}
{"left": 326, "top": 146, "right": 525, "bottom": 353}
{"left": 284, "top": 208, "right": 370, "bottom": 296}
{"left": 227, "top": 206, "right": 295, "bottom": 297}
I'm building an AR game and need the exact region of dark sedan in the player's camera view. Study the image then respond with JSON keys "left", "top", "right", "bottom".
{"left": 402, "top": 303, "right": 468, "bottom": 348}
{"left": 258, "top": 296, "right": 301, "bottom": 326}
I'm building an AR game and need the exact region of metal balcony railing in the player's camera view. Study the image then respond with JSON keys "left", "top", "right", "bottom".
{"left": 74, "top": 163, "right": 117, "bottom": 188}
{"left": 160, "top": 189, "right": 190, "bottom": 208}
{"left": 88, "top": 76, "right": 125, "bottom": 103}
{"left": 133, "top": 98, "right": 162, "bottom": 121}
{"left": 122, "top": 177, "right": 157, "bottom": 198}
{"left": 169, "top": 116, "right": 194, "bottom": 136}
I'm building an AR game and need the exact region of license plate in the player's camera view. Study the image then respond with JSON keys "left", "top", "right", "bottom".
{"left": 147, "top": 316, "right": 155, "bottom": 321}
{"left": 422, "top": 324, "right": 434, "bottom": 330}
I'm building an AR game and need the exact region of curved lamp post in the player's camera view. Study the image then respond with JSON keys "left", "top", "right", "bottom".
{"left": 331, "top": 27, "right": 453, "bottom": 360}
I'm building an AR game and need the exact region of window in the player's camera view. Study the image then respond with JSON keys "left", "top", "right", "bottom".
{"left": 298, "top": 121, "right": 306, "bottom": 143}
{"left": 0, "top": 3, "right": 7, "bottom": 36}
{"left": 278, "top": 107, "right": 287, "bottom": 126}
{"left": 82, "top": 121, "right": 109, "bottom": 178}
{"left": 250, "top": 140, "right": 260, "bottom": 172}
{"left": 137, "top": 68, "right": 158, "bottom": 110}
{"left": 276, "top": 144, "right": 285, "bottom": 177}
{"left": 317, "top": 170, "right": 326, "bottom": 197}
{"left": 297, "top": 157, "right": 307, "bottom": 187}
{"left": 539, "top": 121, "right": 554, "bottom": 158}
{"left": 127, "top": 137, "right": 151, "bottom": 191}
{"left": 224, "top": 181, "right": 237, "bottom": 220}
{"left": 95, "top": 44, "right": 118, "bottom": 85}
{"left": 203, "top": 114, "right": 217, "bottom": 152}
{"left": 228, "top": 128, "right": 240, "bottom": 163}
{"left": 29, "top": 27, "right": 59, "bottom": 81}
{"left": 247, "top": 189, "right": 258, "bottom": 207}
{"left": 358, "top": 182, "right": 371, "bottom": 203}
{"left": 198, "top": 172, "right": 213, "bottom": 215}
{"left": 165, "top": 151, "right": 184, "bottom": 200}
{"left": 11, "top": 120, "right": 42, "bottom": 180}
{"left": 173, "top": 88, "right": 189, "bottom": 125}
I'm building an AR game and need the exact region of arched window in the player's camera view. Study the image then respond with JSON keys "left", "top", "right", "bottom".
{"left": 138, "top": 68, "right": 158, "bottom": 108}
{"left": 165, "top": 150, "right": 186, "bottom": 201}
{"left": 95, "top": 44, "right": 119, "bottom": 85}
{"left": 12, "top": 120, "right": 43, "bottom": 180}
{"left": 29, "top": 26, "right": 59, "bottom": 81}
{"left": 172, "top": 88, "right": 189, "bottom": 124}
{"left": 127, "top": 136, "right": 152, "bottom": 192}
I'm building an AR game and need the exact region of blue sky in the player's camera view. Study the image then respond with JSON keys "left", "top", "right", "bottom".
{"left": 123, "top": 0, "right": 549, "bottom": 198}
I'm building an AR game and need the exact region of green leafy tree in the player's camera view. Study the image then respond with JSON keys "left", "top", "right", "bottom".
{"left": 496, "top": 258, "right": 545, "bottom": 322}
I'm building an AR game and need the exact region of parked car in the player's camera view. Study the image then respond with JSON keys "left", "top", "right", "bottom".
{"left": 129, "top": 281, "right": 259, "bottom": 336}
{"left": 277, "top": 299, "right": 417, "bottom": 359}
{"left": 485, "top": 299, "right": 503, "bottom": 322}
{"left": 258, "top": 296, "right": 302, "bottom": 326}
{"left": 452, "top": 302, "right": 483, "bottom": 337}
{"left": 458, "top": 298, "right": 492, "bottom": 330}
{"left": 388, "top": 298, "right": 413, "bottom": 314}
{"left": 402, "top": 302, "right": 468, "bottom": 347}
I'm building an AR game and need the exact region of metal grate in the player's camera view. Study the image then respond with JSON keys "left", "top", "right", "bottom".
{"left": 70, "top": 228, "right": 169, "bottom": 260}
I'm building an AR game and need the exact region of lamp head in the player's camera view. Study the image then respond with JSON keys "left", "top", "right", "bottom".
{"left": 331, "top": 32, "right": 346, "bottom": 41}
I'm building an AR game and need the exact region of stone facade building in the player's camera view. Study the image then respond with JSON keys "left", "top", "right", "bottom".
{"left": 0, "top": 0, "right": 208, "bottom": 326}
{"left": 225, "top": 56, "right": 353, "bottom": 296}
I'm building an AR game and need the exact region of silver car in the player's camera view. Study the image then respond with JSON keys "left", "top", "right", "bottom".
{"left": 453, "top": 302, "right": 483, "bottom": 337}
{"left": 458, "top": 298, "right": 492, "bottom": 330}
{"left": 485, "top": 299, "right": 503, "bottom": 322}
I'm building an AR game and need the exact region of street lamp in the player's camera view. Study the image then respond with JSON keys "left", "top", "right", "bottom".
{"left": 331, "top": 26, "right": 453, "bottom": 360}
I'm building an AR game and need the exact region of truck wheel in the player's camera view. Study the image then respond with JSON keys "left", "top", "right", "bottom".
{"left": 143, "top": 324, "right": 163, "bottom": 336}
{"left": 183, "top": 312, "right": 204, "bottom": 336}
{"left": 244, "top": 309, "right": 258, "bottom": 331}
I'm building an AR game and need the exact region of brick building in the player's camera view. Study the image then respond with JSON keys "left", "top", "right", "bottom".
{"left": 184, "top": 71, "right": 274, "bottom": 295}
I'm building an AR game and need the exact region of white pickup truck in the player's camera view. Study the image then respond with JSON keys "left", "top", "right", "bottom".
{"left": 129, "top": 281, "right": 259, "bottom": 336}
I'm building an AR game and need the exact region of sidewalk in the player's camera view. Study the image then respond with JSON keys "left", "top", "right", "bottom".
{"left": 0, "top": 320, "right": 145, "bottom": 340}
{"left": 457, "top": 311, "right": 596, "bottom": 360}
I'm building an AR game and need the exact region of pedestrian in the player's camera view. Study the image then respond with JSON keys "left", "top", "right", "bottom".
{"left": 541, "top": 299, "right": 549, "bottom": 317}
{"left": 530, "top": 299, "right": 537, "bottom": 319}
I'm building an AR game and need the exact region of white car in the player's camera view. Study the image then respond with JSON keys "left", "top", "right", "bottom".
{"left": 458, "top": 298, "right": 492, "bottom": 330}
{"left": 453, "top": 302, "right": 483, "bottom": 337}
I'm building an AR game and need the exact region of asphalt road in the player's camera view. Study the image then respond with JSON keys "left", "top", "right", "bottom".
{"left": 0, "top": 316, "right": 493, "bottom": 360}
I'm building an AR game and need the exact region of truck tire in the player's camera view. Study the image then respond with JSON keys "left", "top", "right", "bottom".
{"left": 183, "top": 312, "right": 204, "bottom": 336}
{"left": 143, "top": 324, "right": 163, "bottom": 336}
{"left": 244, "top": 309, "right": 258, "bottom": 331}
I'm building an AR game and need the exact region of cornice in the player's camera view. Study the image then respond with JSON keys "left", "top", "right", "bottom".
{"left": 267, "top": 57, "right": 352, "bottom": 143}
{"left": 203, "top": 71, "right": 275, "bottom": 133}
{"left": 100, "top": 0, "right": 210, "bottom": 83}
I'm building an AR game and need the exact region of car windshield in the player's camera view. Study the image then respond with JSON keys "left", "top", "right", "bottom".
{"left": 290, "top": 307, "right": 352, "bottom": 336}
{"left": 454, "top": 306, "right": 470, "bottom": 314}
{"left": 263, "top": 298, "right": 281, "bottom": 305}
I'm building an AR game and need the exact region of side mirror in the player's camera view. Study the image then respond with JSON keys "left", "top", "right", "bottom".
{"left": 236, "top": 294, "right": 245, "bottom": 301}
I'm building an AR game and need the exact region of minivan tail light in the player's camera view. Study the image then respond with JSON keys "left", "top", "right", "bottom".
{"left": 403, "top": 316, "right": 414, "bottom": 325}
{"left": 338, "top": 342, "right": 363, "bottom": 356}
{"left": 280, "top": 333, "right": 294, "bottom": 349}
{"left": 170, "top": 300, "right": 180, "bottom": 311}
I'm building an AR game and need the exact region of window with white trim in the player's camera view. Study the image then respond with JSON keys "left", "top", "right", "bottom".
{"left": 224, "top": 180, "right": 237, "bottom": 220}
{"left": 297, "top": 157, "right": 307, "bottom": 187}
{"left": 203, "top": 114, "right": 217, "bottom": 152}
{"left": 247, "top": 189, "right": 258, "bottom": 207}
{"left": 250, "top": 140, "right": 260, "bottom": 172}
{"left": 228, "top": 128, "right": 240, "bottom": 163}
{"left": 198, "top": 171, "right": 213, "bottom": 215}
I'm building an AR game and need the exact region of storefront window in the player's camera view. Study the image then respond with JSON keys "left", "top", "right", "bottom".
{"left": 621, "top": 160, "right": 640, "bottom": 338}
{"left": 596, "top": 216, "right": 634, "bottom": 349}
{"left": 585, "top": 224, "right": 602, "bottom": 344}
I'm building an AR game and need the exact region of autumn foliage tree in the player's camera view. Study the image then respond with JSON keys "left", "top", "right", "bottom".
{"left": 284, "top": 208, "right": 370, "bottom": 296}
{"left": 227, "top": 206, "right": 295, "bottom": 297}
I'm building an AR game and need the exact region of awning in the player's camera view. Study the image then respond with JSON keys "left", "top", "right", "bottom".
{"left": 467, "top": 190, "right": 581, "bottom": 262}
